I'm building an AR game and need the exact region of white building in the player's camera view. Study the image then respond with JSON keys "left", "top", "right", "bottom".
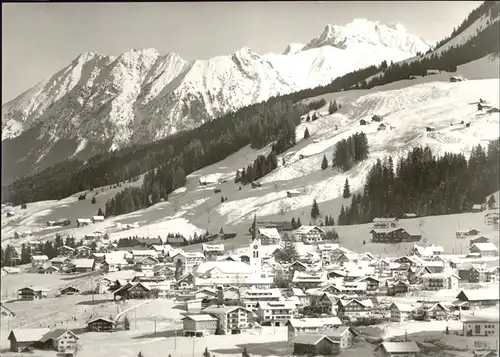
{"left": 421, "top": 272, "right": 460, "bottom": 290}
{"left": 241, "top": 288, "right": 282, "bottom": 310}
{"left": 172, "top": 251, "right": 205, "bottom": 273}
{"left": 256, "top": 300, "right": 296, "bottom": 326}
{"left": 389, "top": 302, "right": 414, "bottom": 323}
{"left": 257, "top": 228, "right": 281, "bottom": 245}
{"left": 462, "top": 311, "right": 499, "bottom": 336}
{"left": 293, "top": 226, "right": 325, "bottom": 245}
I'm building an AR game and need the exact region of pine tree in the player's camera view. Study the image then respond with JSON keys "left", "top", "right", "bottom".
{"left": 220, "top": 227, "right": 224, "bottom": 235}
{"left": 304, "top": 127, "right": 310, "bottom": 139}
{"left": 291, "top": 217, "right": 296, "bottom": 229}
{"left": 321, "top": 155, "right": 328, "bottom": 170}
{"left": 175, "top": 259, "right": 183, "bottom": 280}
{"left": 280, "top": 233, "right": 299, "bottom": 263}
{"left": 328, "top": 100, "right": 339, "bottom": 114}
{"left": 124, "top": 316, "right": 130, "bottom": 330}
{"left": 91, "top": 196, "right": 96, "bottom": 204}
{"left": 97, "top": 208, "right": 104, "bottom": 216}
{"left": 488, "top": 194, "right": 496, "bottom": 209}
{"left": 203, "top": 347, "right": 211, "bottom": 357}
{"left": 311, "top": 199, "right": 320, "bottom": 220}
{"left": 330, "top": 215, "right": 335, "bottom": 226}
{"left": 242, "top": 347, "right": 250, "bottom": 357}
{"left": 297, "top": 217, "right": 302, "bottom": 227}
{"left": 343, "top": 178, "right": 351, "bottom": 198}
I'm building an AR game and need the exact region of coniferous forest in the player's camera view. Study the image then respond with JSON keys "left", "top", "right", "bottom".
{"left": 337, "top": 140, "right": 500, "bottom": 225}
{"left": 4, "top": 1, "right": 498, "bottom": 207}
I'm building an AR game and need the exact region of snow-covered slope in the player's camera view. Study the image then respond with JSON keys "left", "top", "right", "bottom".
{"left": 216, "top": 73, "right": 500, "bottom": 224}
{"left": 2, "top": 19, "right": 430, "bottom": 184}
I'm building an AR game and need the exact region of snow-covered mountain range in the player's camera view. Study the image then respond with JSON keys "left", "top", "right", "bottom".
{"left": 2, "top": 19, "right": 431, "bottom": 184}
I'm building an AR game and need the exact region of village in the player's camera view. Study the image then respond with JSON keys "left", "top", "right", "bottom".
{"left": 1, "top": 208, "right": 499, "bottom": 357}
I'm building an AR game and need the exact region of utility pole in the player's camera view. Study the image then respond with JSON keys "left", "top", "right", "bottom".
{"left": 192, "top": 336, "right": 195, "bottom": 357}
{"left": 154, "top": 315, "right": 156, "bottom": 335}
{"left": 175, "top": 328, "right": 177, "bottom": 349}
{"left": 135, "top": 307, "right": 137, "bottom": 329}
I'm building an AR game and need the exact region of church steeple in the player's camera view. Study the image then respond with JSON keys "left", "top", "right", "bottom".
{"left": 251, "top": 214, "right": 257, "bottom": 241}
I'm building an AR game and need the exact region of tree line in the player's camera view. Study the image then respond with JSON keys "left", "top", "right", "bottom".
{"left": 1, "top": 233, "right": 86, "bottom": 266}
{"left": 337, "top": 140, "right": 500, "bottom": 225}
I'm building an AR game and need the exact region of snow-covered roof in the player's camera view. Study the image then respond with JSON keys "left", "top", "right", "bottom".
{"left": 457, "top": 288, "right": 500, "bottom": 301}
{"left": 202, "top": 244, "right": 224, "bottom": 252}
{"left": 293, "top": 334, "right": 335, "bottom": 345}
{"left": 92, "top": 216, "right": 105, "bottom": 221}
{"left": 287, "top": 317, "right": 342, "bottom": 328}
{"left": 461, "top": 311, "right": 499, "bottom": 323}
{"left": 77, "top": 218, "right": 92, "bottom": 223}
{"left": 241, "top": 288, "right": 282, "bottom": 299}
{"left": 472, "top": 204, "right": 483, "bottom": 209}
{"left": 390, "top": 302, "right": 414, "bottom": 312}
{"left": 31, "top": 255, "right": 49, "bottom": 260}
{"left": 9, "top": 328, "right": 51, "bottom": 342}
{"left": 194, "top": 260, "right": 253, "bottom": 275}
{"left": 202, "top": 305, "right": 251, "bottom": 314}
{"left": 258, "top": 300, "right": 296, "bottom": 310}
{"left": 73, "top": 259, "right": 95, "bottom": 269}
{"left": 470, "top": 243, "right": 498, "bottom": 252}
{"left": 293, "top": 226, "right": 325, "bottom": 235}
{"left": 182, "top": 314, "right": 217, "bottom": 322}
{"left": 338, "top": 298, "right": 373, "bottom": 308}
{"left": 151, "top": 244, "right": 173, "bottom": 252}
{"left": 292, "top": 271, "right": 326, "bottom": 282}
{"left": 131, "top": 250, "right": 158, "bottom": 257}
{"left": 373, "top": 217, "right": 398, "bottom": 222}
{"left": 258, "top": 228, "right": 281, "bottom": 240}
{"left": 421, "top": 272, "right": 459, "bottom": 280}
{"left": 317, "top": 243, "right": 339, "bottom": 251}
{"left": 379, "top": 341, "right": 420, "bottom": 353}
{"left": 39, "top": 329, "right": 78, "bottom": 343}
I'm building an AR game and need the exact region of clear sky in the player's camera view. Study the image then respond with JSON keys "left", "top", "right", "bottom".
{"left": 2, "top": 1, "right": 483, "bottom": 103}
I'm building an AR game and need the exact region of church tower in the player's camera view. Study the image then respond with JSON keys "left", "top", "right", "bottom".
{"left": 249, "top": 214, "right": 262, "bottom": 274}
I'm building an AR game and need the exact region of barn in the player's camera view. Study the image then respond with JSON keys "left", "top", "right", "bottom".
{"left": 293, "top": 334, "right": 340, "bottom": 356}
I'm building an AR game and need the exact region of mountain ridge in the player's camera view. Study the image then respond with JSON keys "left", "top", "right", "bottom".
{"left": 2, "top": 18, "right": 431, "bottom": 185}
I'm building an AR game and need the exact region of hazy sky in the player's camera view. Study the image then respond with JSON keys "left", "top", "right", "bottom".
{"left": 2, "top": 1, "right": 482, "bottom": 103}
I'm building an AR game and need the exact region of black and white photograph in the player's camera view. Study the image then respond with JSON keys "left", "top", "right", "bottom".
{"left": 1, "top": 1, "right": 499, "bottom": 356}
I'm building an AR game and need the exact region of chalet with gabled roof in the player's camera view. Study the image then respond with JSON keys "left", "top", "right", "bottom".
{"left": 87, "top": 317, "right": 116, "bottom": 332}
{"left": 469, "top": 243, "right": 498, "bottom": 257}
{"left": 7, "top": 328, "right": 51, "bottom": 352}
{"left": 454, "top": 289, "right": 499, "bottom": 309}
{"left": 293, "top": 226, "right": 325, "bottom": 244}
{"left": 56, "top": 246, "right": 75, "bottom": 257}
{"left": 59, "top": 286, "right": 80, "bottom": 296}
{"left": 113, "top": 282, "right": 153, "bottom": 300}
{"left": 456, "top": 228, "right": 480, "bottom": 239}
{"left": 286, "top": 317, "right": 342, "bottom": 346}
{"left": 336, "top": 299, "right": 373, "bottom": 320}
